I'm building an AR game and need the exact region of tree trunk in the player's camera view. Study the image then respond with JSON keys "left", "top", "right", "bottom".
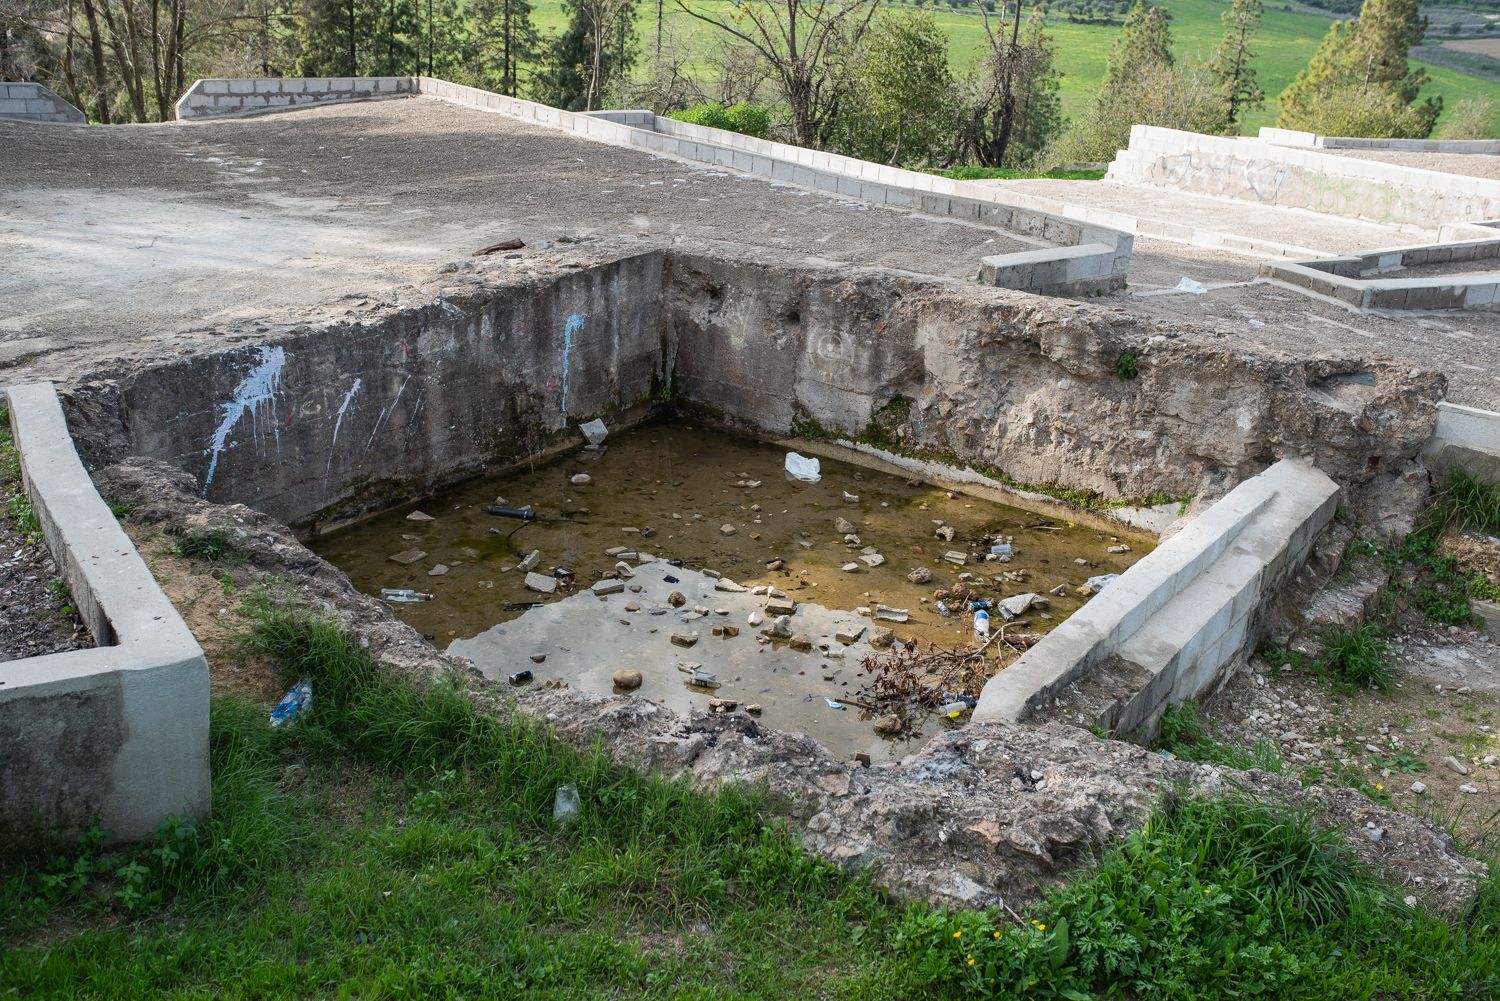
{"left": 79, "top": 0, "right": 111, "bottom": 122}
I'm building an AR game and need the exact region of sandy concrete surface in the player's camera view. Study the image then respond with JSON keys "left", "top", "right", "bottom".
{"left": 0, "top": 98, "right": 1035, "bottom": 381}
{"left": 1319, "top": 148, "right": 1500, "bottom": 182}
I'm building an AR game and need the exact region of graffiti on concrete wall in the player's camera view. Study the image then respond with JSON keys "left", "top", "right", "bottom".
{"left": 202, "top": 345, "right": 285, "bottom": 495}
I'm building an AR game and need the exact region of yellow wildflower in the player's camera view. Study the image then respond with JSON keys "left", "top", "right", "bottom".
{"left": 953, "top": 931, "right": 962, "bottom": 938}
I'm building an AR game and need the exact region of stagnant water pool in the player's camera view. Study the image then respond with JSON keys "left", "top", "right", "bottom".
{"left": 313, "top": 422, "right": 1150, "bottom": 760}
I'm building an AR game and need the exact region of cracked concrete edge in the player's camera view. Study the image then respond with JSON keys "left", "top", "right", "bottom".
{"left": 1259, "top": 127, "right": 1500, "bottom": 156}
{"left": 1, "top": 382, "right": 209, "bottom": 844}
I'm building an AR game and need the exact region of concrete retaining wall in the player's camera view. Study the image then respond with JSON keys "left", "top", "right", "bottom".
{"left": 973, "top": 459, "right": 1339, "bottom": 737}
{"left": 174, "top": 77, "right": 415, "bottom": 120}
{"left": 1425, "top": 401, "right": 1500, "bottom": 484}
{"left": 1259, "top": 127, "right": 1500, "bottom": 155}
{"left": 1108, "top": 125, "right": 1500, "bottom": 229}
{"left": 1, "top": 383, "right": 209, "bottom": 845}
{"left": 1263, "top": 236, "right": 1500, "bottom": 311}
{"left": 0, "top": 82, "right": 85, "bottom": 124}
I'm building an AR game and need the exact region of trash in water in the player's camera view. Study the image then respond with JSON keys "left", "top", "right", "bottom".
{"left": 1084, "top": 573, "right": 1119, "bottom": 594}
{"left": 989, "top": 543, "right": 1013, "bottom": 558}
{"left": 270, "top": 678, "right": 312, "bottom": 727}
{"left": 936, "top": 600, "right": 951, "bottom": 617}
{"left": 579, "top": 418, "right": 609, "bottom": 447}
{"left": 825, "top": 698, "right": 845, "bottom": 709}
{"left": 664, "top": 574, "right": 680, "bottom": 584}
{"left": 687, "top": 669, "right": 720, "bottom": 688}
{"left": 552, "top": 784, "right": 581, "bottom": 826}
{"left": 784, "top": 451, "right": 822, "bottom": 483}
{"left": 1174, "top": 276, "right": 1207, "bottom": 294}
{"left": 507, "top": 669, "right": 534, "bottom": 684}
{"left": 381, "top": 588, "right": 433, "bottom": 603}
{"left": 969, "top": 600, "right": 992, "bottom": 611}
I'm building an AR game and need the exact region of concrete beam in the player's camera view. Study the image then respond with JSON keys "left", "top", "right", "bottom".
{"left": 1, "top": 383, "right": 209, "bottom": 845}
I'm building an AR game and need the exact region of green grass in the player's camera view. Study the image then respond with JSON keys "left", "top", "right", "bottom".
{"left": 1317, "top": 623, "right": 1395, "bottom": 692}
{"left": 1427, "top": 469, "right": 1500, "bottom": 539}
{"left": 4, "top": 601, "right": 1498, "bottom": 998}
{"left": 535, "top": 0, "right": 1500, "bottom": 137}
{"left": 933, "top": 165, "right": 1108, "bottom": 179}
{"left": 1156, "top": 702, "right": 1285, "bottom": 771}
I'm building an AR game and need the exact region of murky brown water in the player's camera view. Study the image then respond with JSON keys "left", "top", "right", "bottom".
{"left": 312, "top": 421, "right": 1151, "bottom": 759}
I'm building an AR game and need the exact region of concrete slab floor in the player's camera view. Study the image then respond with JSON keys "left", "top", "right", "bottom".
{"left": 0, "top": 98, "right": 1038, "bottom": 383}
{"left": 1107, "top": 239, "right": 1500, "bottom": 411}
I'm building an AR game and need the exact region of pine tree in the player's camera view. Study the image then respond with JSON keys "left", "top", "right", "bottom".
{"left": 1101, "top": 0, "right": 1172, "bottom": 95}
{"left": 1210, "top": 0, "right": 1263, "bottom": 130}
{"left": 467, "top": 0, "right": 537, "bottom": 94}
{"left": 1277, "top": 0, "right": 1439, "bottom": 137}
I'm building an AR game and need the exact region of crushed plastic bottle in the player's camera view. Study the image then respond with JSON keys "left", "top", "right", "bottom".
{"left": 936, "top": 600, "right": 951, "bottom": 617}
{"left": 552, "top": 784, "right": 581, "bottom": 827}
{"left": 270, "top": 678, "right": 312, "bottom": 727}
{"left": 381, "top": 588, "right": 433, "bottom": 603}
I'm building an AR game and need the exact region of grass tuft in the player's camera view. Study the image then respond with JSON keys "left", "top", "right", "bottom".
{"left": 1157, "top": 702, "right": 1284, "bottom": 772}
{"left": 1317, "top": 623, "right": 1394, "bottom": 692}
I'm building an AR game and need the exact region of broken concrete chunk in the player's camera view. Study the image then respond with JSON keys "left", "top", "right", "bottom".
{"left": 874, "top": 604, "right": 910, "bottom": 623}
{"left": 907, "top": 567, "right": 933, "bottom": 584}
{"left": 998, "top": 593, "right": 1038, "bottom": 619}
{"left": 842, "top": 563, "right": 861, "bottom": 573}
{"left": 869, "top": 627, "right": 895, "bottom": 648}
{"left": 789, "top": 634, "right": 813, "bottom": 651}
{"left": 714, "top": 578, "right": 748, "bottom": 593}
{"left": 873, "top": 714, "right": 902, "bottom": 735}
{"left": 765, "top": 596, "right": 797, "bottom": 616}
{"left": 935, "top": 526, "right": 955, "bottom": 542}
{"left": 859, "top": 553, "right": 885, "bottom": 567}
{"left": 406, "top": 511, "right": 435, "bottom": 522}
{"left": 580, "top": 418, "right": 608, "bottom": 446}
{"left": 524, "top": 572, "right": 557, "bottom": 594}
{"left": 428, "top": 564, "right": 449, "bottom": 576}
{"left": 1107, "top": 544, "right": 1131, "bottom": 554}
{"left": 671, "top": 631, "right": 699, "bottom": 647}
{"left": 614, "top": 561, "right": 635, "bottom": 578}
{"left": 769, "top": 615, "right": 794, "bottom": 638}
{"left": 570, "top": 473, "right": 592, "bottom": 486}
{"left": 943, "top": 551, "right": 967, "bottom": 565}
{"left": 720, "top": 524, "right": 737, "bottom": 536}
{"left": 389, "top": 549, "right": 427, "bottom": 565}
{"left": 836, "top": 626, "right": 865, "bottom": 645}
{"left": 834, "top": 517, "right": 856, "bottom": 535}
{"left": 592, "top": 579, "right": 625, "bottom": 596}
{"left": 842, "top": 491, "right": 859, "bottom": 504}
{"left": 517, "top": 550, "right": 542, "bottom": 572}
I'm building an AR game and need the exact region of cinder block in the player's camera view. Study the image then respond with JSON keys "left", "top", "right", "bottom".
{"left": 203, "top": 79, "right": 229, "bottom": 95}
{"left": 253, "top": 78, "right": 279, "bottom": 93}
{"left": 228, "top": 78, "right": 254, "bottom": 94}
{"left": 0, "top": 98, "right": 28, "bottom": 115}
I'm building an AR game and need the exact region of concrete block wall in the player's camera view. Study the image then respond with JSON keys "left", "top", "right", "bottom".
{"left": 174, "top": 77, "right": 415, "bottom": 120}
{"left": 0, "top": 82, "right": 86, "bottom": 124}
{"left": 1, "top": 383, "right": 210, "bottom": 845}
{"left": 1263, "top": 236, "right": 1500, "bottom": 311}
{"left": 973, "top": 459, "right": 1339, "bottom": 737}
{"left": 1258, "top": 126, "right": 1500, "bottom": 155}
{"left": 414, "top": 77, "right": 1133, "bottom": 291}
{"left": 1108, "top": 125, "right": 1500, "bottom": 229}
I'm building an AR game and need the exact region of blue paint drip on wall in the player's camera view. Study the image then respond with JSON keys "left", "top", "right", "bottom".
{"left": 203, "top": 345, "right": 285, "bottom": 496}
{"left": 561, "top": 313, "right": 582, "bottom": 420}
{"left": 325, "top": 377, "right": 362, "bottom": 474}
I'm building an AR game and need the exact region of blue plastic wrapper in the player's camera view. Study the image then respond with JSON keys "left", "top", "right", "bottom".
{"left": 270, "top": 677, "right": 312, "bottom": 727}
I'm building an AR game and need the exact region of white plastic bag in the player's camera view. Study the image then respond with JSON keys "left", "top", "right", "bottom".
{"left": 784, "top": 451, "right": 821, "bottom": 483}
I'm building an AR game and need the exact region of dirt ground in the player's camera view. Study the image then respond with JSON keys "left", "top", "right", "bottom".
{"left": 1201, "top": 630, "right": 1500, "bottom": 852}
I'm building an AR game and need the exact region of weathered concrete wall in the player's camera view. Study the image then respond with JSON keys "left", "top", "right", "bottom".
{"left": 1425, "top": 401, "right": 1500, "bottom": 484}
{"left": 84, "top": 254, "right": 666, "bottom": 527}
{"left": 973, "top": 460, "right": 1339, "bottom": 738}
{"left": 1, "top": 383, "right": 209, "bottom": 846}
{"left": 174, "top": 77, "right": 415, "bottom": 120}
{"left": 0, "top": 82, "right": 85, "bottom": 124}
{"left": 64, "top": 251, "right": 1442, "bottom": 535}
{"left": 1109, "top": 126, "right": 1500, "bottom": 228}
{"left": 662, "top": 253, "right": 1443, "bottom": 519}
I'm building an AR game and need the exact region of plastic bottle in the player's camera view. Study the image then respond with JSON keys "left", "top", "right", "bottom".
{"left": 937, "top": 701, "right": 969, "bottom": 718}
{"left": 973, "top": 609, "right": 990, "bottom": 638}
{"left": 936, "top": 600, "right": 951, "bottom": 617}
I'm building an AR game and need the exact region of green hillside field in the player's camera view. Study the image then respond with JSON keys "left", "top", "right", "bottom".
{"left": 529, "top": 0, "right": 1500, "bottom": 136}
